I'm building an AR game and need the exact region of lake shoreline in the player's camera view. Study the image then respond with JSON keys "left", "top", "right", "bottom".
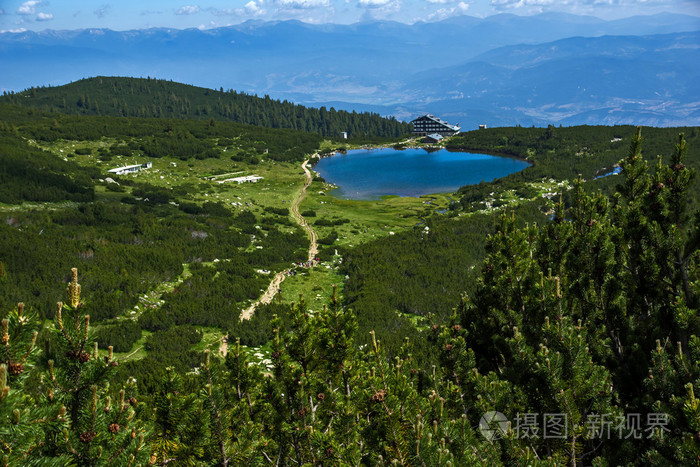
{"left": 312, "top": 147, "right": 530, "bottom": 201}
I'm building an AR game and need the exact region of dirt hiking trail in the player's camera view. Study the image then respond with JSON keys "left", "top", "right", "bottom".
{"left": 221, "top": 157, "right": 319, "bottom": 356}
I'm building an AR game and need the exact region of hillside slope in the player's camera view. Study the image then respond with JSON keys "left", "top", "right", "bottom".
{"left": 1, "top": 77, "right": 410, "bottom": 139}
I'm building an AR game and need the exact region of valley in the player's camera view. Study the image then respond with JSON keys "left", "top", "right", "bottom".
{"left": 2, "top": 115, "right": 465, "bottom": 367}
{"left": 0, "top": 75, "right": 698, "bottom": 464}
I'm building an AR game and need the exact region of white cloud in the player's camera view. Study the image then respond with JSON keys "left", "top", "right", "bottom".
{"left": 490, "top": 0, "right": 641, "bottom": 9}
{"left": 490, "top": 0, "right": 556, "bottom": 7}
{"left": 17, "top": 1, "right": 41, "bottom": 15}
{"left": 359, "top": 0, "right": 393, "bottom": 6}
{"left": 209, "top": 7, "right": 237, "bottom": 16}
{"left": 278, "top": 0, "right": 331, "bottom": 9}
{"left": 0, "top": 28, "right": 27, "bottom": 33}
{"left": 211, "top": 0, "right": 332, "bottom": 20}
{"left": 427, "top": 0, "right": 456, "bottom": 4}
{"left": 485, "top": 0, "right": 700, "bottom": 17}
{"left": 94, "top": 4, "right": 111, "bottom": 18}
{"left": 245, "top": 1, "right": 265, "bottom": 15}
{"left": 428, "top": 1, "right": 469, "bottom": 19}
{"left": 16, "top": 1, "right": 55, "bottom": 22}
{"left": 358, "top": 0, "right": 401, "bottom": 21}
{"left": 208, "top": 1, "right": 267, "bottom": 18}
{"left": 175, "top": 5, "right": 201, "bottom": 15}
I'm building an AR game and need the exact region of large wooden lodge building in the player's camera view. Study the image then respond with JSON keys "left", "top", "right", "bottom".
{"left": 410, "top": 114, "right": 460, "bottom": 137}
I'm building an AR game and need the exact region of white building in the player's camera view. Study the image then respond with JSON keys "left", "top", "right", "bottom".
{"left": 217, "top": 175, "right": 264, "bottom": 184}
{"left": 108, "top": 162, "right": 152, "bottom": 175}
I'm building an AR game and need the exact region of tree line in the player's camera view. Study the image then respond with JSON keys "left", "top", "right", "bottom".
{"left": 447, "top": 124, "right": 700, "bottom": 212}
{"left": 2, "top": 76, "right": 411, "bottom": 139}
{"left": 3, "top": 103, "right": 324, "bottom": 164}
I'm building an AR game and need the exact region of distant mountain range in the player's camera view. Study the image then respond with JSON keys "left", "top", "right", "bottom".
{"left": 1, "top": 13, "right": 698, "bottom": 127}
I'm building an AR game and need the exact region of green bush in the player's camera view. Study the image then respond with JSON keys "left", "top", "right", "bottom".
{"left": 105, "top": 183, "right": 126, "bottom": 193}
{"left": 318, "top": 230, "right": 338, "bottom": 245}
{"left": 263, "top": 206, "right": 289, "bottom": 216}
{"left": 93, "top": 320, "right": 142, "bottom": 353}
{"left": 314, "top": 217, "right": 349, "bottom": 226}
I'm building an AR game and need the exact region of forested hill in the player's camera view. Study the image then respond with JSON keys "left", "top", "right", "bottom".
{"left": 0, "top": 76, "right": 410, "bottom": 139}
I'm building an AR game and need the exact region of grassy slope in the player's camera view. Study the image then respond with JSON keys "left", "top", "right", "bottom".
{"left": 26, "top": 137, "right": 450, "bottom": 361}
{"left": 13, "top": 120, "right": 698, "bottom": 366}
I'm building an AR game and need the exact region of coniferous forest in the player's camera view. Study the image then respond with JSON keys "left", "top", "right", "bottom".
{"left": 0, "top": 84, "right": 699, "bottom": 465}
{"left": 1, "top": 77, "right": 410, "bottom": 140}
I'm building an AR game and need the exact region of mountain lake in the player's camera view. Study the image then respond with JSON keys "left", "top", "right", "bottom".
{"left": 313, "top": 147, "right": 530, "bottom": 200}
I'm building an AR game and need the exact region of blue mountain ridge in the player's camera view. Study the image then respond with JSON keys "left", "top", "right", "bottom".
{"left": 1, "top": 13, "right": 698, "bottom": 126}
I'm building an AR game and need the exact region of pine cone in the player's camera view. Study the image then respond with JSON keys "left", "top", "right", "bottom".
{"left": 68, "top": 351, "right": 91, "bottom": 362}
{"left": 80, "top": 431, "right": 97, "bottom": 443}
{"left": 370, "top": 389, "right": 386, "bottom": 403}
{"left": 671, "top": 163, "right": 685, "bottom": 172}
{"left": 129, "top": 397, "right": 138, "bottom": 407}
{"left": 444, "top": 344, "right": 453, "bottom": 352}
{"left": 108, "top": 423, "right": 120, "bottom": 434}
{"left": 317, "top": 392, "right": 325, "bottom": 401}
{"left": 8, "top": 362, "right": 24, "bottom": 375}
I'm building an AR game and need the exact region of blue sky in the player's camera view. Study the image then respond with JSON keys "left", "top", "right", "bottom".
{"left": 1, "top": 0, "right": 699, "bottom": 32}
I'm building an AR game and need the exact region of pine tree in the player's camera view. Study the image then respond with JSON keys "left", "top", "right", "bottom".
{"left": 151, "top": 367, "right": 207, "bottom": 464}
{"left": 39, "top": 268, "right": 151, "bottom": 465}
{"left": 448, "top": 129, "right": 700, "bottom": 463}
{"left": 641, "top": 336, "right": 700, "bottom": 463}
{"left": 0, "top": 303, "right": 68, "bottom": 464}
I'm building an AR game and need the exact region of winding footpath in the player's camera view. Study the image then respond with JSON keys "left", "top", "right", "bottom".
{"left": 221, "top": 158, "right": 319, "bottom": 356}
{"left": 291, "top": 159, "right": 320, "bottom": 263}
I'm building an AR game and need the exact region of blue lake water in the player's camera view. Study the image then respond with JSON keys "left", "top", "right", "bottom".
{"left": 313, "top": 148, "right": 530, "bottom": 200}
